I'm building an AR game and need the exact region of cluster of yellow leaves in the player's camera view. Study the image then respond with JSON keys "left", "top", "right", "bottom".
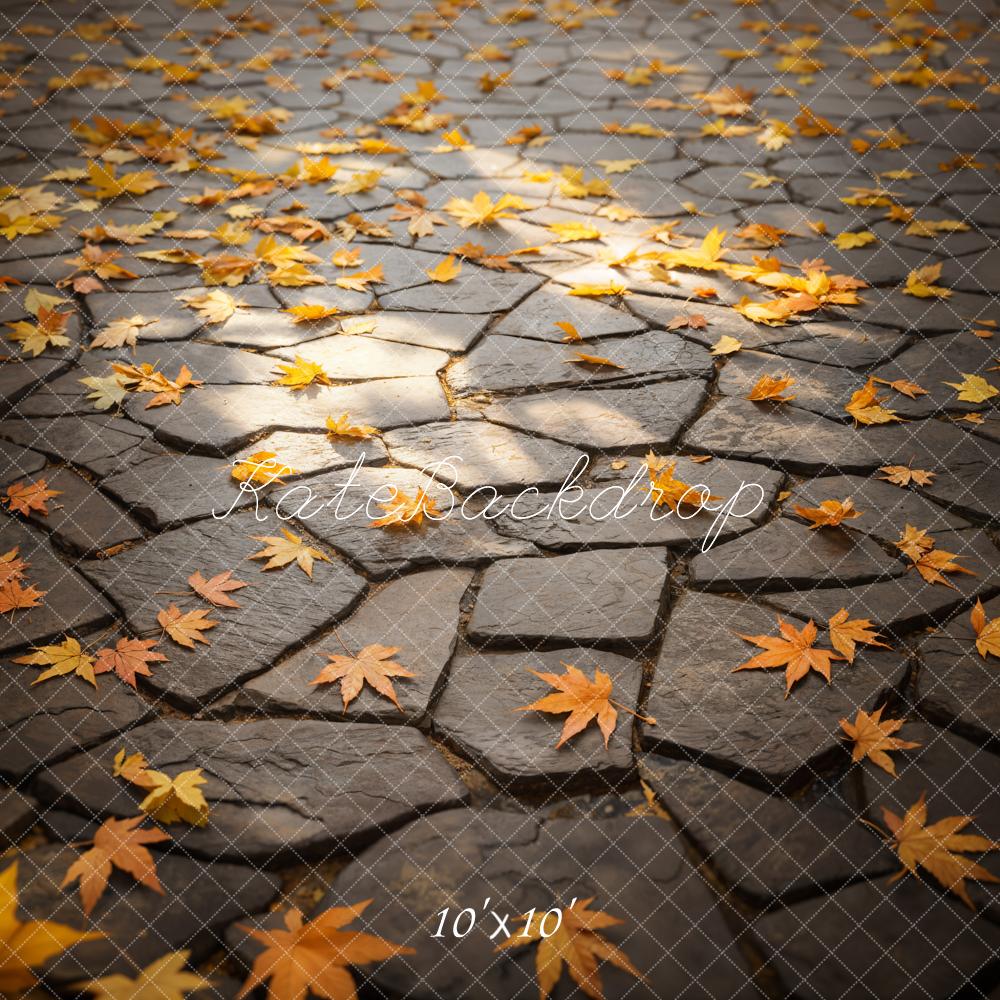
{"left": 845, "top": 377, "right": 901, "bottom": 425}
{"left": 80, "top": 361, "right": 203, "bottom": 411}
{"left": 114, "top": 748, "right": 210, "bottom": 826}
{"left": 904, "top": 262, "right": 951, "bottom": 298}
{"left": 6, "top": 289, "right": 73, "bottom": 357}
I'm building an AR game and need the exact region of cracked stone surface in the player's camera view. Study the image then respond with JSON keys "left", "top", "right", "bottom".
{"left": 323, "top": 809, "right": 757, "bottom": 1000}
{"left": 78, "top": 512, "right": 367, "bottom": 710}
{"left": 433, "top": 648, "right": 642, "bottom": 787}
{"left": 10, "top": 842, "right": 279, "bottom": 985}
{"left": 639, "top": 756, "right": 895, "bottom": 903}
{"left": 642, "top": 592, "right": 909, "bottom": 788}
{"left": 36, "top": 718, "right": 468, "bottom": 865}
{"left": 232, "top": 568, "right": 472, "bottom": 723}
{"left": 468, "top": 548, "right": 669, "bottom": 647}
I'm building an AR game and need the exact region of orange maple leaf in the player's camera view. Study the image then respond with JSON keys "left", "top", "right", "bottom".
{"left": 735, "top": 617, "right": 845, "bottom": 696}
{"left": 310, "top": 642, "right": 416, "bottom": 710}
{"left": 793, "top": 497, "right": 861, "bottom": 529}
{"left": 827, "top": 608, "right": 890, "bottom": 662}
{"left": 3, "top": 478, "right": 63, "bottom": 517}
{"left": 157, "top": 605, "right": 218, "bottom": 648}
{"left": 840, "top": 706, "right": 919, "bottom": 776}
{"left": 188, "top": 569, "right": 248, "bottom": 608}
{"left": 746, "top": 373, "right": 796, "bottom": 402}
{"left": 94, "top": 638, "right": 167, "bottom": 688}
{"left": 496, "top": 897, "right": 644, "bottom": 1000}
{"left": 61, "top": 815, "right": 169, "bottom": 915}
{"left": 235, "top": 904, "right": 414, "bottom": 1000}
{"left": 881, "top": 793, "right": 1000, "bottom": 908}
{"left": 369, "top": 487, "right": 441, "bottom": 529}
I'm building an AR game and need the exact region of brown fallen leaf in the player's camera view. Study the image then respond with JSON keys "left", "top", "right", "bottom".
{"left": 878, "top": 464, "right": 936, "bottom": 487}
{"left": 873, "top": 376, "right": 928, "bottom": 399}
{"left": 971, "top": 599, "right": 1000, "bottom": 660}
{"left": 495, "top": 897, "right": 644, "bottom": 1000}
{"left": 793, "top": 497, "right": 861, "bottom": 529}
{"left": 189, "top": 569, "right": 248, "bottom": 608}
{"left": 827, "top": 608, "right": 891, "bottom": 662}
{"left": 61, "top": 815, "right": 169, "bottom": 915}
{"left": 157, "top": 605, "right": 218, "bottom": 649}
{"left": 0, "top": 577, "right": 46, "bottom": 614}
{"left": 735, "top": 617, "right": 845, "bottom": 696}
{"left": 250, "top": 528, "right": 330, "bottom": 577}
{"left": 235, "top": 904, "right": 415, "bottom": 1000}
{"left": 3, "top": 477, "right": 62, "bottom": 516}
{"left": 310, "top": 642, "right": 416, "bottom": 710}
{"left": 519, "top": 663, "right": 654, "bottom": 749}
{"left": 881, "top": 793, "right": 1000, "bottom": 907}
{"left": 94, "top": 638, "right": 167, "bottom": 688}
{"left": 840, "top": 706, "right": 919, "bottom": 776}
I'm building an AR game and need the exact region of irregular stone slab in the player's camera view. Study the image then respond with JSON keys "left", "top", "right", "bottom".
{"left": 200, "top": 307, "right": 336, "bottom": 349}
{"left": 36, "top": 718, "right": 469, "bottom": 865}
{"left": 268, "top": 335, "right": 448, "bottom": 380}
{"left": 448, "top": 330, "right": 712, "bottom": 395}
{"left": 917, "top": 601, "right": 1000, "bottom": 749}
{"left": 0, "top": 520, "right": 114, "bottom": 655}
{"left": 917, "top": 433, "right": 1000, "bottom": 525}
{"left": 0, "top": 656, "right": 152, "bottom": 782}
{"left": 0, "top": 789, "right": 37, "bottom": 845}
{"left": 127, "top": 377, "right": 450, "bottom": 455}
{"left": 684, "top": 396, "right": 988, "bottom": 475}
{"left": 828, "top": 286, "right": 992, "bottom": 334}
{"left": 12, "top": 843, "right": 278, "bottom": 987}
{"left": 852, "top": 723, "right": 1000, "bottom": 905}
{"left": 688, "top": 518, "right": 902, "bottom": 593}
{"left": 326, "top": 809, "right": 757, "bottom": 1000}
{"left": 380, "top": 269, "right": 542, "bottom": 313}
{"left": 484, "top": 380, "right": 709, "bottom": 451}
{"left": 276, "top": 466, "right": 537, "bottom": 579}
{"left": 5, "top": 466, "right": 142, "bottom": 556}
{"left": 101, "top": 431, "right": 387, "bottom": 529}
{"left": 756, "top": 877, "right": 1000, "bottom": 1000}
{"left": 468, "top": 548, "right": 669, "bottom": 647}
{"left": 784, "top": 473, "right": 970, "bottom": 541}
{"left": 232, "top": 568, "right": 472, "bottom": 723}
{"left": 79, "top": 512, "right": 366, "bottom": 709}
{"left": 715, "top": 351, "right": 858, "bottom": 422}
{"left": 384, "top": 420, "right": 586, "bottom": 492}
{"left": 362, "top": 311, "right": 489, "bottom": 353}
{"left": 0, "top": 415, "right": 146, "bottom": 477}
{"left": 762, "top": 534, "right": 999, "bottom": 642}
{"left": 629, "top": 295, "right": 909, "bottom": 369}
{"left": 0, "top": 440, "right": 47, "bottom": 481}
{"left": 433, "top": 647, "right": 641, "bottom": 786}
{"left": 871, "top": 335, "right": 999, "bottom": 418}
{"left": 492, "top": 286, "right": 646, "bottom": 341}
{"left": 491, "top": 455, "right": 781, "bottom": 551}
{"left": 639, "top": 756, "right": 894, "bottom": 903}
{"left": 643, "top": 592, "right": 909, "bottom": 788}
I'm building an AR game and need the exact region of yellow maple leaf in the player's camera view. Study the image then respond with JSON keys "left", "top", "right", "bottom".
{"left": 944, "top": 374, "right": 999, "bottom": 403}
{"left": 271, "top": 356, "right": 332, "bottom": 390}
{"left": 14, "top": 636, "right": 97, "bottom": 686}
{"left": 444, "top": 192, "right": 527, "bottom": 228}
{"left": 833, "top": 230, "right": 877, "bottom": 249}
{"left": 426, "top": 255, "right": 462, "bottom": 282}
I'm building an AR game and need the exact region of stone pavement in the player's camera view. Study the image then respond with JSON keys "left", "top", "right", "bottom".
{"left": 1, "top": 0, "right": 999, "bottom": 997}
